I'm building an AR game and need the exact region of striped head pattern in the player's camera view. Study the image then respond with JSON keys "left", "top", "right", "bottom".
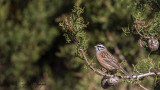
{"left": 94, "top": 43, "right": 106, "bottom": 53}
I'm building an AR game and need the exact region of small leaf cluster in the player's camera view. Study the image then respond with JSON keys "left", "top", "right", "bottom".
{"left": 134, "top": 58, "right": 154, "bottom": 73}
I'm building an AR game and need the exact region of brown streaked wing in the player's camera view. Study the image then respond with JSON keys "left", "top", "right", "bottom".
{"left": 100, "top": 57, "right": 115, "bottom": 70}
{"left": 102, "top": 58, "right": 121, "bottom": 70}
{"left": 102, "top": 50, "right": 121, "bottom": 68}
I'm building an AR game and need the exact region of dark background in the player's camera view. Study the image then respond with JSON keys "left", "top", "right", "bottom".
{"left": 0, "top": 0, "right": 159, "bottom": 90}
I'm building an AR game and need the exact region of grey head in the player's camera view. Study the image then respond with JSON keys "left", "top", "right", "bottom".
{"left": 94, "top": 43, "right": 106, "bottom": 53}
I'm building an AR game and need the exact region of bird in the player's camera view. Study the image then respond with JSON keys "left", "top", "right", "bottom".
{"left": 94, "top": 43, "right": 133, "bottom": 79}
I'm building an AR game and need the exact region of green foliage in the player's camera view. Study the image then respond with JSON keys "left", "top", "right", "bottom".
{"left": 2, "top": 0, "right": 160, "bottom": 89}
{"left": 59, "top": 0, "right": 160, "bottom": 89}
{"left": 123, "top": 0, "right": 160, "bottom": 72}
{"left": 123, "top": 0, "right": 160, "bottom": 89}
{"left": 134, "top": 58, "right": 154, "bottom": 73}
{"left": 59, "top": 6, "right": 88, "bottom": 58}
{"left": 0, "top": 0, "right": 63, "bottom": 89}
{"left": 125, "top": 0, "right": 160, "bottom": 38}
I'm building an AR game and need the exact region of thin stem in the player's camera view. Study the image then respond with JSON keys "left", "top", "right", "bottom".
{"left": 138, "top": 83, "right": 148, "bottom": 90}
{"left": 134, "top": 22, "right": 150, "bottom": 39}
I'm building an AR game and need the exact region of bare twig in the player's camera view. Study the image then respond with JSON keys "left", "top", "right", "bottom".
{"left": 134, "top": 26, "right": 150, "bottom": 39}
{"left": 135, "top": 80, "right": 148, "bottom": 90}
{"left": 134, "top": 21, "right": 150, "bottom": 39}
{"left": 132, "top": 64, "right": 141, "bottom": 74}
{"left": 137, "top": 83, "right": 148, "bottom": 90}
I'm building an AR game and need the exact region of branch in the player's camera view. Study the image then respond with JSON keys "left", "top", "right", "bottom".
{"left": 122, "top": 71, "right": 160, "bottom": 79}
{"left": 79, "top": 48, "right": 160, "bottom": 80}
{"left": 134, "top": 21, "right": 150, "bottom": 39}
{"left": 137, "top": 83, "right": 148, "bottom": 90}
{"left": 79, "top": 48, "right": 113, "bottom": 77}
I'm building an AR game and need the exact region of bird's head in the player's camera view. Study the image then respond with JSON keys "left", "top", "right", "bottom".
{"left": 94, "top": 43, "right": 106, "bottom": 53}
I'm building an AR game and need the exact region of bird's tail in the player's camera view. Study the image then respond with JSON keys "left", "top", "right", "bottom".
{"left": 120, "top": 68, "right": 134, "bottom": 80}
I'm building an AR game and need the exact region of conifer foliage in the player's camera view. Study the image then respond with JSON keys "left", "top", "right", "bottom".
{"left": 1, "top": 0, "right": 160, "bottom": 90}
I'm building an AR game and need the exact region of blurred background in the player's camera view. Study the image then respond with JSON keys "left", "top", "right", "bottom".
{"left": 0, "top": 0, "right": 157, "bottom": 90}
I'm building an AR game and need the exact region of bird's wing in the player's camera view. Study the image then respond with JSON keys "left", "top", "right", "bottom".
{"left": 103, "top": 51, "right": 121, "bottom": 68}
{"left": 102, "top": 58, "right": 121, "bottom": 70}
